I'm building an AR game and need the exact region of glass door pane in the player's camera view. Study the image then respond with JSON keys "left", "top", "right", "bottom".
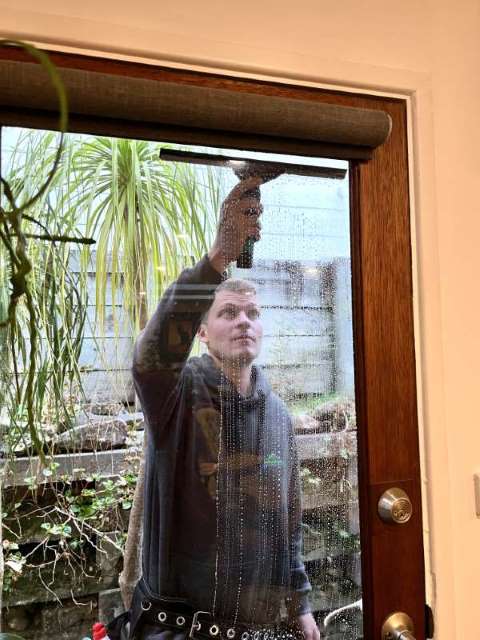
{"left": 1, "top": 129, "right": 362, "bottom": 640}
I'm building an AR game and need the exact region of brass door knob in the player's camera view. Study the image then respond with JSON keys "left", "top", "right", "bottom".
{"left": 382, "top": 612, "right": 416, "bottom": 640}
{"left": 378, "top": 487, "right": 413, "bottom": 524}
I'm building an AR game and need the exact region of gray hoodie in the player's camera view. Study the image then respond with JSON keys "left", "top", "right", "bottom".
{"left": 132, "top": 256, "right": 311, "bottom": 624}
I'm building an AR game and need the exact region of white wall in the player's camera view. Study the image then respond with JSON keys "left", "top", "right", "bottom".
{"left": 2, "top": 2, "right": 480, "bottom": 637}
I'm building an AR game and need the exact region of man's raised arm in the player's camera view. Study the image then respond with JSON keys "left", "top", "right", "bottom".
{"left": 132, "top": 175, "right": 264, "bottom": 383}
{"left": 132, "top": 257, "right": 222, "bottom": 376}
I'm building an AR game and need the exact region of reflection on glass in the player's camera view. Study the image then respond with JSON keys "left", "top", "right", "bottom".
{"left": 1, "top": 130, "right": 361, "bottom": 640}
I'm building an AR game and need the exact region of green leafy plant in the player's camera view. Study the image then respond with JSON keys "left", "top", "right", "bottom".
{"left": 0, "top": 41, "right": 74, "bottom": 456}
{"left": 1, "top": 128, "right": 220, "bottom": 607}
{"left": 2, "top": 469, "right": 138, "bottom": 596}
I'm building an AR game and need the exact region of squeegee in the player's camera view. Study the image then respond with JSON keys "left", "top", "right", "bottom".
{"left": 160, "top": 149, "right": 346, "bottom": 269}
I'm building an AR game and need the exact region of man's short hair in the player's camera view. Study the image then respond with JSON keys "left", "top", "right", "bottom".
{"left": 214, "top": 278, "right": 257, "bottom": 297}
{"left": 202, "top": 278, "right": 257, "bottom": 322}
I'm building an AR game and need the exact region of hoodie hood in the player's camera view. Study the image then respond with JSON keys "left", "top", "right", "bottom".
{"left": 189, "top": 353, "right": 271, "bottom": 408}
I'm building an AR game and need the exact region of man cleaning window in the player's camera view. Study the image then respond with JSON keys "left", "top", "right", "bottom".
{"left": 101, "top": 175, "right": 319, "bottom": 640}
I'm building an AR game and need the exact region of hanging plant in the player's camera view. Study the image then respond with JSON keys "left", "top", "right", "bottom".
{"left": 0, "top": 40, "right": 95, "bottom": 456}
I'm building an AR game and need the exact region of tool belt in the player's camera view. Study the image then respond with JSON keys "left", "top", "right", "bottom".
{"left": 107, "top": 579, "right": 305, "bottom": 640}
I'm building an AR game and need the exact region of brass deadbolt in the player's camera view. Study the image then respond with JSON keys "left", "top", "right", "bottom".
{"left": 382, "top": 611, "right": 415, "bottom": 640}
{"left": 378, "top": 488, "right": 413, "bottom": 524}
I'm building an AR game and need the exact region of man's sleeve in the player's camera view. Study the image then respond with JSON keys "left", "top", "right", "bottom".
{"left": 286, "top": 429, "right": 312, "bottom": 618}
{"left": 132, "top": 255, "right": 223, "bottom": 425}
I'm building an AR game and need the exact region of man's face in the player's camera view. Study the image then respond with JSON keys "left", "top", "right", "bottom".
{"left": 198, "top": 289, "right": 263, "bottom": 365}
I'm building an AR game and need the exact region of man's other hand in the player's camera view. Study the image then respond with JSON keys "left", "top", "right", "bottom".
{"left": 296, "top": 613, "right": 321, "bottom": 640}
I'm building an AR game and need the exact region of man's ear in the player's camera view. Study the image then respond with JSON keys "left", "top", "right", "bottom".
{"left": 197, "top": 323, "right": 208, "bottom": 345}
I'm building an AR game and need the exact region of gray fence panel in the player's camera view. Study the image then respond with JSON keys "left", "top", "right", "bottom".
{"left": 68, "top": 256, "right": 349, "bottom": 403}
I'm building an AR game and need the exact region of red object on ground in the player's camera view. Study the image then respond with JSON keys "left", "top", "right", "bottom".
{"left": 92, "top": 622, "right": 108, "bottom": 640}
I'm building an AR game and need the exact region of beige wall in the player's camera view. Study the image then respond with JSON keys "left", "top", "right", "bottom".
{"left": 2, "top": 1, "right": 480, "bottom": 637}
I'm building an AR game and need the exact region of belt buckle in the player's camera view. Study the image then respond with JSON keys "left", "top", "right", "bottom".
{"left": 189, "top": 610, "right": 211, "bottom": 638}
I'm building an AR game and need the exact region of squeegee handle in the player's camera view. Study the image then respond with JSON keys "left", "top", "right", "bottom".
{"left": 236, "top": 186, "right": 261, "bottom": 269}
{"left": 237, "top": 237, "right": 255, "bottom": 269}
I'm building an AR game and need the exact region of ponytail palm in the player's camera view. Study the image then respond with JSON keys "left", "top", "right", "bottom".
{"left": 70, "top": 137, "right": 218, "bottom": 332}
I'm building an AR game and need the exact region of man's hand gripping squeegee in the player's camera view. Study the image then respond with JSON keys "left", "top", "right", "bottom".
{"left": 159, "top": 149, "right": 346, "bottom": 269}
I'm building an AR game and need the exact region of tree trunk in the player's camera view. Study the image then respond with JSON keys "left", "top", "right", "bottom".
{"left": 118, "top": 432, "right": 146, "bottom": 609}
{"left": 119, "top": 230, "right": 148, "bottom": 610}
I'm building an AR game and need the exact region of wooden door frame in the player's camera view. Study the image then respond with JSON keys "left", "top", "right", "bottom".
{"left": 0, "top": 48, "right": 426, "bottom": 639}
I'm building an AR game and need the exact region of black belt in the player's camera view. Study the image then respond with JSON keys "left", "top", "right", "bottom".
{"left": 108, "top": 579, "right": 304, "bottom": 640}
{"left": 137, "top": 604, "right": 259, "bottom": 640}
